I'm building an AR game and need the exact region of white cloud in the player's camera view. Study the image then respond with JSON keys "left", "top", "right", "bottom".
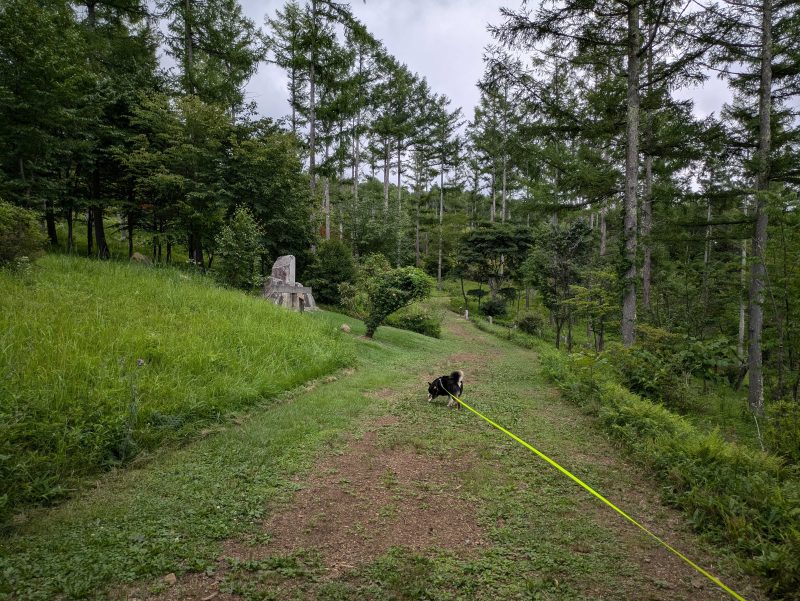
{"left": 241, "top": 0, "right": 740, "bottom": 123}
{"left": 241, "top": 0, "right": 509, "bottom": 120}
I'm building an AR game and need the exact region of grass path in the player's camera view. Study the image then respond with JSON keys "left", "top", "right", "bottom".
{"left": 1, "top": 312, "right": 767, "bottom": 600}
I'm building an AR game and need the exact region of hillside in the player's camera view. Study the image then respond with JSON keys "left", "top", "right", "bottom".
{"left": 0, "top": 256, "right": 352, "bottom": 520}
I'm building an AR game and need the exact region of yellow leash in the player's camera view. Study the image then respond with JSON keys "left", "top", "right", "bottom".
{"left": 446, "top": 391, "right": 747, "bottom": 601}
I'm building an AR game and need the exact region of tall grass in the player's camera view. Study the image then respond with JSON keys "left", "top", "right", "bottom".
{"left": 0, "top": 255, "right": 352, "bottom": 519}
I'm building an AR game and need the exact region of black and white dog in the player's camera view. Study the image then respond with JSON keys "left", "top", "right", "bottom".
{"left": 427, "top": 370, "right": 464, "bottom": 409}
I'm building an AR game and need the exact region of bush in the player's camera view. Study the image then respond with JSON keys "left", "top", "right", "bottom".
{"left": 765, "top": 400, "right": 800, "bottom": 464}
{"left": 305, "top": 239, "right": 356, "bottom": 304}
{"left": 215, "top": 206, "right": 262, "bottom": 289}
{"left": 516, "top": 312, "right": 545, "bottom": 337}
{"left": 0, "top": 200, "right": 45, "bottom": 266}
{"left": 480, "top": 297, "right": 506, "bottom": 317}
{"left": 364, "top": 267, "right": 433, "bottom": 338}
{"left": 386, "top": 303, "right": 443, "bottom": 338}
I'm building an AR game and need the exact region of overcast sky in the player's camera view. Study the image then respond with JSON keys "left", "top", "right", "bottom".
{"left": 236, "top": 0, "right": 733, "bottom": 122}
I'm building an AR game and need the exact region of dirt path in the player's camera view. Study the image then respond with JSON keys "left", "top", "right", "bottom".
{"left": 129, "top": 314, "right": 766, "bottom": 601}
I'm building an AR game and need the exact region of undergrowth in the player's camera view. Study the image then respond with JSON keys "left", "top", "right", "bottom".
{"left": 472, "top": 317, "right": 800, "bottom": 599}
{"left": 0, "top": 255, "right": 352, "bottom": 520}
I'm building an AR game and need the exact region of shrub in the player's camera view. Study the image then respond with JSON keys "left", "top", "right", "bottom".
{"left": 386, "top": 303, "right": 443, "bottom": 338}
{"left": 364, "top": 267, "right": 433, "bottom": 338}
{"left": 516, "top": 312, "right": 545, "bottom": 337}
{"left": 0, "top": 200, "right": 45, "bottom": 266}
{"left": 765, "top": 400, "right": 800, "bottom": 464}
{"left": 536, "top": 345, "right": 800, "bottom": 598}
{"left": 305, "top": 239, "right": 356, "bottom": 304}
{"left": 215, "top": 206, "right": 262, "bottom": 289}
{"left": 480, "top": 297, "right": 506, "bottom": 317}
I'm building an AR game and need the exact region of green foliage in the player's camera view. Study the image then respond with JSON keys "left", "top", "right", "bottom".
{"left": 458, "top": 223, "right": 534, "bottom": 297}
{"left": 535, "top": 345, "right": 800, "bottom": 598}
{"left": 364, "top": 267, "right": 433, "bottom": 338}
{"left": 0, "top": 200, "right": 45, "bottom": 266}
{"left": 516, "top": 312, "right": 545, "bottom": 337}
{"left": 480, "top": 298, "right": 507, "bottom": 318}
{"left": 764, "top": 400, "right": 800, "bottom": 464}
{"left": 215, "top": 206, "right": 263, "bottom": 289}
{"left": 385, "top": 302, "right": 443, "bottom": 338}
{"left": 524, "top": 222, "right": 592, "bottom": 349}
{"left": 0, "top": 255, "right": 351, "bottom": 521}
{"left": 305, "top": 239, "right": 356, "bottom": 304}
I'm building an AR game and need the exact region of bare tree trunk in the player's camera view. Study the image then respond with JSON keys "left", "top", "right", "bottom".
{"left": 490, "top": 173, "right": 496, "bottom": 223}
{"left": 642, "top": 22, "right": 654, "bottom": 314}
{"left": 748, "top": 0, "right": 773, "bottom": 414}
{"left": 701, "top": 200, "right": 713, "bottom": 332}
{"left": 501, "top": 159, "right": 507, "bottom": 223}
{"left": 437, "top": 162, "right": 444, "bottom": 289}
{"left": 622, "top": 3, "right": 641, "bottom": 347}
{"left": 397, "top": 144, "right": 402, "bottom": 266}
{"left": 308, "top": 0, "right": 317, "bottom": 194}
{"left": 599, "top": 206, "right": 607, "bottom": 257}
{"left": 738, "top": 228, "right": 748, "bottom": 361}
{"left": 383, "top": 142, "right": 390, "bottom": 213}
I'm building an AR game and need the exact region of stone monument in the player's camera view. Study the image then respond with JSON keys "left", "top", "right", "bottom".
{"left": 262, "top": 255, "right": 317, "bottom": 311}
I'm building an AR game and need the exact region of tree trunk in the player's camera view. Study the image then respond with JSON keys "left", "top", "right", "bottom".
{"left": 184, "top": 0, "right": 194, "bottom": 94}
{"left": 383, "top": 142, "right": 390, "bottom": 213}
{"left": 490, "top": 173, "right": 496, "bottom": 223}
{"left": 87, "top": 208, "right": 93, "bottom": 257}
{"left": 622, "top": 3, "right": 641, "bottom": 347}
{"left": 599, "top": 206, "right": 607, "bottom": 256}
{"left": 642, "top": 22, "right": 654, "bottom": 314}
{"left": 45, "top": 199, "right": 58, "bottom": 246}
{"left": 93, "top": 205, "right": 110, "bottom": 259}
{"left": 437, "top": 162, "right": 444, "bottom": 289}
{"left": 66, "top": 203, "right": 74, "bottom": 253}
{"left": 308, "top": 0, "right": 317, "bottom": 193}
{"left": 748, "top": 0, "right": 772, "bottom": 414}
{"left": 397, "top": 144, "right": 402, "bottom": 266}
{"left": 127, "top": 212, "right": 134, "bottom": 258}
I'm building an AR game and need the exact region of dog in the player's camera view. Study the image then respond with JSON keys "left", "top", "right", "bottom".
{"left": 427, "top": 370, "right": 464, "bottom": 409}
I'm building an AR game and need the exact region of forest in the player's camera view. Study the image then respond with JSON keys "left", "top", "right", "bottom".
{"left": 3, "top": 0, "right": 798, "bottom": 416}
{"left": 1, "top": 0, "right": 800, "bottom": 598}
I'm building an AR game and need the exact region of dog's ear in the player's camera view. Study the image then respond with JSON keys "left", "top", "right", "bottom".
{"left": 427, "top": 381, "right": 431, "bottom": 386}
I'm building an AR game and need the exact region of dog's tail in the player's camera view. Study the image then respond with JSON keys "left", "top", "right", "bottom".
{"left": 451, "top": 370, "right": 464, "bottom": 388}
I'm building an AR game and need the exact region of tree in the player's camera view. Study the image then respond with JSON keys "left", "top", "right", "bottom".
{"left": 495, "top": 0, "right": 708, "bottom": 346}
{"left": 458, "top": 224, "right": 534, "bottom": 301}
{"left": 524, "top": 221, "right": 593, "bottom": 350}
{"left": 364, "top": 267, "right": 432, "bottom": 338}
{"left": 215, "top": 206, "right": 262, "bottom": 289}
{"left": 305, "top": 239, "right": 356, "bottom": 304}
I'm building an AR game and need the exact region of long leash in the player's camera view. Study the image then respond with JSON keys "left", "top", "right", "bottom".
{"left": 446, "top": 390, "right": 748, "bottom": 601}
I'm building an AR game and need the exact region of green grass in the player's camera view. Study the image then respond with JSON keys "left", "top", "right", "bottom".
{"left": 0, "top": 255, "right": 352, "bottom": 518}
{"left": 193, "top": 315, "right": 760, "bottom": 601}
{"left": 0, "top": 309, "right": 450, "bottom": 600}
{"left": 472, "top": 317, "right": 799, "bottom": 598}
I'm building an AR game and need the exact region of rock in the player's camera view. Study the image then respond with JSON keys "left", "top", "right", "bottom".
{"left": 130, "top": 252, "right": 151, "bottom": 265}
{"left": 261, "top": 255, "right": 317, "bottom": 311}
{"left": 340, "top": 323, "right": 351, "bottom": 333}
{"left": 163, "top": 573, "right": 177, "bottom": 586}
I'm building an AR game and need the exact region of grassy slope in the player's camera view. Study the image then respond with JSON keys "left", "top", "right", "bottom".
{"left": 0, "top": 256, "right": 350, "bottom": 515}
{"left": 0, "top": 311, "right": 765, "bottom": 601}
{"left": 0, "top": 313, "right": 449, "bottom": 600}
